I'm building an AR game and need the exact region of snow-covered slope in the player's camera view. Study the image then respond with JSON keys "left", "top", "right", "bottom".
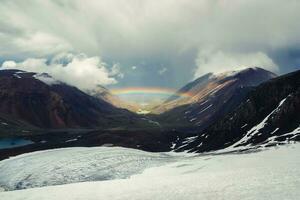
{"left": 0, "top": 147, "right": 175, "bottom": 191}
{"left": 1, "top": 144, "right": 300, "bottom": 200}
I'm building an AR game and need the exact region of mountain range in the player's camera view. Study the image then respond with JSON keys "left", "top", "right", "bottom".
{"left": 0, "top": 67, "right": 299, "bottom": 159}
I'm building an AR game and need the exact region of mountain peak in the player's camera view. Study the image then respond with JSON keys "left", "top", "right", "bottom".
{"left": 153, "top": 66, "right": 276, "bottom": 130}
{"left": 0, "top": 69, "right": 62, "bottom": 86}
{"left": 210, "top": 67, "right": 276, "bottom": 79}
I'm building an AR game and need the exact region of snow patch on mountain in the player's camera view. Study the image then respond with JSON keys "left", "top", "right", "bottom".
{"left": 227, "top": 96, "right": 288, "bottom": 150}
{"left": 264, "top": 126, "right": 300, "bottom": 146}
{"left": 33, "top": 73, "right": 61, "bottom": 86}
{"left": 198, "top": 104, "right": 212, "bottom": 114}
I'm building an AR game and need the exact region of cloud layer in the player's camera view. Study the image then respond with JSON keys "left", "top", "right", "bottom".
{"left": 0, "top": 0, "right": 300, "bottom": 88}
{"left": 194, "top": 50, "right": 278, "bottom": 78}
{"left": 2, "top": 53, "right": 122, "bottom": 91}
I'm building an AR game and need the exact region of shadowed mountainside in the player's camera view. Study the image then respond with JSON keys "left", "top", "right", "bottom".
{"left": 0, "top": 70, "right": 147, "bottom": 129}
{"left": 173, "top": 69, "right": 300, "bottom": 152}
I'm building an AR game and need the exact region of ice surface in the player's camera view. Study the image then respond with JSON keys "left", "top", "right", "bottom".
{"left": 0, "top": 144, "right": 300, "bottom": 200}
{"left": 0, "top": 147, "right": 175, "bottom": 191}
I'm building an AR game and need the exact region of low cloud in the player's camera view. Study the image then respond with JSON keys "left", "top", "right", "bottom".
{"left": 158, "top": 67, "right": 168, "bottom": 75}
{"left": 1, "top": 53, "right": 122, "bottom": 91}
{"left": 131, "top": 66, "right": 137, "bottom": 70}
{"left": 110, "top": 63, "right": 124, "bottom": 79}
{"left": 194, "top": 50, "right": 278, "bottom": 78}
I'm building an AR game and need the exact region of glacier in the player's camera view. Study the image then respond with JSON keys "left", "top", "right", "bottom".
{"left": 0, "top": 144, "right": 300, "bottom": 200}
{"left": 0, "top": 147, "right": 176, "bottom": 190}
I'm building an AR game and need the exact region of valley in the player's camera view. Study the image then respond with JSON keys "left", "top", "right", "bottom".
{"left": 0, "top": 67, "right": 299, "bottom": 159}
{"left": 1, "top": 2, "right": 300, "bottom": 199}
{"left": 0, "top": 67, "right": 299, "bottom": 200}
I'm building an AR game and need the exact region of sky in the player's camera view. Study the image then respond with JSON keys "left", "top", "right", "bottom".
{"left": 0, "top": 0, "right": 300, "bottom": 102}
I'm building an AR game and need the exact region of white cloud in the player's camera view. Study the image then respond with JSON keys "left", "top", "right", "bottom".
{"left": 131, "top": 66, "right": 137, "bottom": 70}
{"left": 158, "top": 67, "right": 168, "bottom": 75}
{"left": 110, "top": 64, "right": 124, "bottom": 78}
{"left": 0, "top": 0, "right": 299, "bottom": 83}
{"left": 1, "top": 0, "right": 300, "bottom": 58}
{"left": 1, "top": 53, "right": 121, "bottom": 91}
{"left": 194, "top": 49, "right": 278, "bottom": 78}
{"left": 13, "top": 32, "right": 71, "bottom": 57}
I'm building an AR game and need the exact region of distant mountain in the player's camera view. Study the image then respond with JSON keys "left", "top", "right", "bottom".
{"left": 87, "top": 86, "right": 140, "bottom": 112}
{"left": 0, "top": 70, "right": 144, "bottom": 129}
{"left": 174, "top": 69, "right": 300, "bottom": 152}
{"left": 1, "top": 69, "right": 300, "bottom": 159}
{"left": 165, "top": 73, "right": 214, "bottom": 103}
{"left": 153, "top": 67, "right": 276, "bottom": 131}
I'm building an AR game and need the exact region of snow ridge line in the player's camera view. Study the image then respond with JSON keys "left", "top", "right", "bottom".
{"left": 226, "top": 96, "right": 289, "bottom": 150}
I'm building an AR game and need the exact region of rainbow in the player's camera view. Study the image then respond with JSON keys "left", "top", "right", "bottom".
{"left": 111, "top": 87, "right": 193, "bottom": 98}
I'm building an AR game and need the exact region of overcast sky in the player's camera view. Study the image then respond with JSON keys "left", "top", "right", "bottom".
{"left": 0, "top": 0, "right": 300, "bottom": 92}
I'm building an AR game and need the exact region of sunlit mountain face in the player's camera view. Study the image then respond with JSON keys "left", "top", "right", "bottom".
{"left": 0, "top": 1, "right": 300, "bottom": 199}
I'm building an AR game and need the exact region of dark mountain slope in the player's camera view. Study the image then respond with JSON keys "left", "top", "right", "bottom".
{"left": 175, "top": 69, "right": 300, "bottom": 152}
{"left": 153, "top": 67, "right": 276, "bottom": 131}
{"left": 0, "top": 70, "right": 144, "bottom": 129}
